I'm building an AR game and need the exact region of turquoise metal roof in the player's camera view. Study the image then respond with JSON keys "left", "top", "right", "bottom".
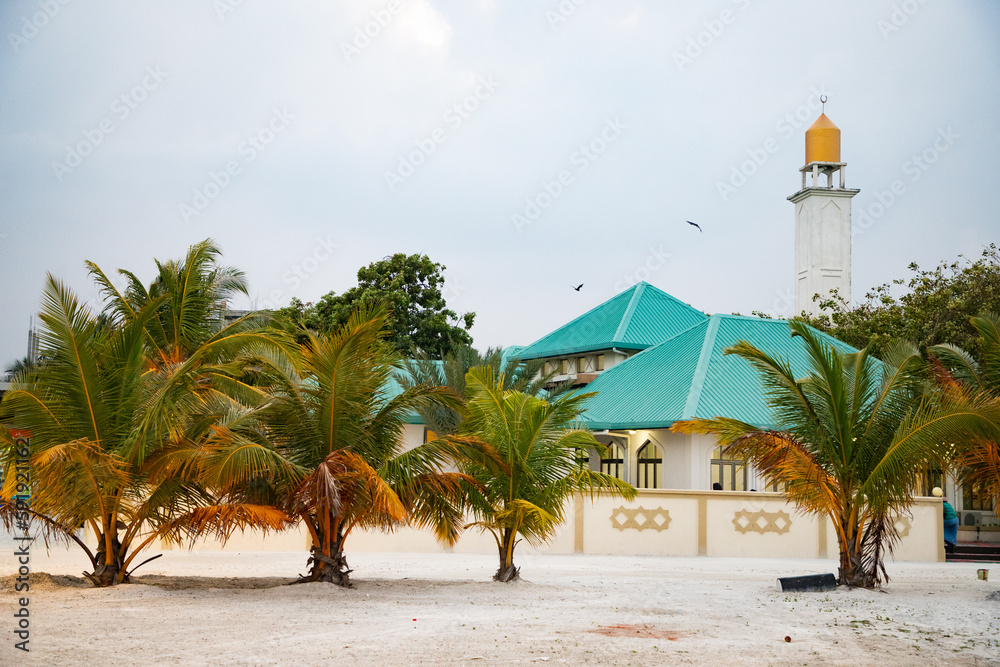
{"left": 581, "top": 314, "right": 858, "bottom": 430}
{"left": 500, "top": 345, "right": 527, "bottom": 367}
{"left": 517, "top": 282, "right": 707, "bottom": 360}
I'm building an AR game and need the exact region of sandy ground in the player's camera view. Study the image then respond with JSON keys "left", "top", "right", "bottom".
{"left": 1, "top": 546, "right": 998, "bottom": 666}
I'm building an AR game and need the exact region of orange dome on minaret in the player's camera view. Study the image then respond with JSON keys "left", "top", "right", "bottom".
{"left": 805, "top": 112, "right": 841, "bottom": 164}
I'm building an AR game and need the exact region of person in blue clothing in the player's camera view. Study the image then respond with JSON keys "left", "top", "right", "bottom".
{"left": 941, "top": 493, "right": 959, "bottom": 554}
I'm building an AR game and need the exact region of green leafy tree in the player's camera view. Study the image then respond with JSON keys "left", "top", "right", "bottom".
{"left": 3, "top": 356, "right": 36, "bottom": 379}
{"left": 282, "top": 254, "right": 474, "bottom": 358}
{"left": 673, "top": 322, "right": 990, "bottom": 588}
{"left": 250, "top": 304, "right": 473, "bottom": 587}
{"left": 801, "top": 244, "right": 1000, "bottom": 359}
{"left": 929, "top": 312, "right": 1000, "bottom": 518}
{"left": 0, "top": 241, "right": 291, "bottom": 587}
{"left": 400, "top": 344, "right": 552, "bottom": 437}
{"left": 457, "top": 366, "right": 635, "bottom": 582}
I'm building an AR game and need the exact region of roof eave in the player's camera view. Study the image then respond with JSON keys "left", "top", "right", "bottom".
{"left": 581, "top": 419, "right": 678, "bottom": 431}
{"left": 519, "top": 342, "right": 649, "bottom": 361}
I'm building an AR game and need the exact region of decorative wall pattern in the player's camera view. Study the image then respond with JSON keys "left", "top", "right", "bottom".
{"left": 733, "top": 509, "right": 792, "bottom": 534}
{"left": 892, "top": 515, "right": 912, "bottom": 538}
{"left": 611, "top": 506, "right": 671, "bottom": 532}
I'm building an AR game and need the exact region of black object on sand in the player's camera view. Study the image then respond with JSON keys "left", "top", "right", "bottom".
{"left": 777, "top": 573, "right": 837, "bottom": 592}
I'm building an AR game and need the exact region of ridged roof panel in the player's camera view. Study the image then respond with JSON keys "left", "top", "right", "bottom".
{"left": 580, "top": 320, "right": 709, "bottom": 429}
{"left": 581, "top": 314, "right": 858, "bottom": 430}
{"left": 518, "top": 283, "right": 707, "bottom": 360}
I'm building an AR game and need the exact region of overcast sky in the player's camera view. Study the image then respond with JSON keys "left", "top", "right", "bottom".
{"left": 1, "top": 0, "right": 998, "bottom": 367}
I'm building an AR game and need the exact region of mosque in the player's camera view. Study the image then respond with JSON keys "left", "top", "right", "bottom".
{"left": 511, "top": 102, "right": 860, "bottom": 494}
{"left": 421, "top": 104, "right": 991, "bottom": 558}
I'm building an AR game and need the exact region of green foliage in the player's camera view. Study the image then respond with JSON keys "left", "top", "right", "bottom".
{"left": 800, "top": 244, "right": 1000, "bottom": 359}
{"left": 0, "top": 240, "right": 294, "bottom": 587}
{"left": 674, "top": 322, "right": 990, "bottom": 588}
{"left": 929, "top": 313, "right": 1000, "bottom": 517}
{"left": 456, "top": 366, "right": 635, "bottom": 581}
{"left": 252, "top": 304, "right": 472, "bottom": 586}
{"left": 3, "top": 356, "right": 36, "bottom": 379}
{"left": 278, "top": 253, "right": 474, "bottom": 358}
{"left": 399, "top": 344, "right": 551, "bottom": 437}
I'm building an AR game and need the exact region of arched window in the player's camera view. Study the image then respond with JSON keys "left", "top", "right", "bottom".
{"left": 636, "top": 440, "right": 662, "bottom": 489}
{"left": 600, "top": 441, "right": 625, "bottom": 480}
{"left": 710, "top": 445, "right": 746, "bottom": 491}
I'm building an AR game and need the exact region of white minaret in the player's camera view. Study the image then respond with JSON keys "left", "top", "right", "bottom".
{"left": 788, "top": 97, "right": 859, "bottom": 317}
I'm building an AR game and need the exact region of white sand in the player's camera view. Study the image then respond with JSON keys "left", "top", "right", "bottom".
{"left": 2, "top": 546, "right": 999, "bottom": 665}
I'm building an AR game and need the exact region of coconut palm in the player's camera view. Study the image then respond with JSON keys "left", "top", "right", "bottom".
{"left": 673, "top": 321, "right": 990, "bottom": 588}
{"left": 457, "top": 366, "right": 636, "bottom": 582}
{"left": 929, "top": 312, "right": 1000, "bottom": 518}
{"left": 0, "top": 276, "right": 287, "bottom": 585}
{"left": 400, "top": 344, "right": 551, "bottom": 437}
{"left": 0, "top": 242, "right": 292, "bottom": 586}
{"left": 3, "top": 356, "right": 36, "bottom": 380}
{"left": 254, "top": 304, "right": 473, "bottom": 587}
{"left": 86, "top": 238, "right": 264, "bottom": 366}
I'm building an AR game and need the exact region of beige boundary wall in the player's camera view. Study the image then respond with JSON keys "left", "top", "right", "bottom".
{"left": 147, "top": 490, "right": 944, "bottom": 563}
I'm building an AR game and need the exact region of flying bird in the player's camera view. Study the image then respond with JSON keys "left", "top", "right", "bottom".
{"left": 572, "top": 284, "right": 584, "bottom": 291}
{"left": 686, "top": 220, "right": 702, "bottom": 232}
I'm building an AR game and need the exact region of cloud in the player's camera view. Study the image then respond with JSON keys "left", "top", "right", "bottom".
{"left": 394, "top": 0, "right": 452, "bottom": 55}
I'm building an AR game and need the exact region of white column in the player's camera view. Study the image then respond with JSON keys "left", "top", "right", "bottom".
{"left": 789, "top": 176, "right": 859, "bottom": 317}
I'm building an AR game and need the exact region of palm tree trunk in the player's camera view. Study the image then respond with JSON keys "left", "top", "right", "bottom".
{"left": 88, "top": 528, "right": 127, "bottom": 587}
{"left": 837, "top": 517, "right": 868, "bottom": 588}
{"left": 494, "top": 528, "right": 520, "bottom": 582}
{"left": 295, "top": 520, "right": 354, "bottom": 588}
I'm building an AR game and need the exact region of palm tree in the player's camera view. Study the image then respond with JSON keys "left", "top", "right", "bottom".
{"left": 400, "top": 344, "right": 551, "bottom": 437}
{"left": 673, "top": 321, "right": 988, "bottom": 588}
{"left": 0, "top": 241, "right": 292, "bottom": 586}
{"left": 0, "top": 276, "right": 284, "bottom": 586}
{"left": 87, "top": 238, "right": 265, "bottom": 367}
{"left": 929, "top": 312, "right": 1000, "bottom": 518}
{"left": 253, "top": 304, "right": 472, "bottom": 587}
{"left": 457, "top": 366, "right": 635, "bottom": 582}
{"left": 3, "top": 356, "right": 36, "bottom": 380}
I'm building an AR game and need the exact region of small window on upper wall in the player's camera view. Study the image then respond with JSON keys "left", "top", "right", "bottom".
{"left": 577, "top": 356, "right": 587, "bottom": 373}
{"left": 544, "top": 361, "right": 551, "bottom": 375}
{"left": 596, "top": 354, "right": 605, "bottom": 371}
{"left": 559, "top": 359, "right": 568, "bottom": 374}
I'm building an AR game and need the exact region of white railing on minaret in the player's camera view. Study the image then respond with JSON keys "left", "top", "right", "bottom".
{"left": 788, "top": 100, "right": 860, "bottom": 318}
